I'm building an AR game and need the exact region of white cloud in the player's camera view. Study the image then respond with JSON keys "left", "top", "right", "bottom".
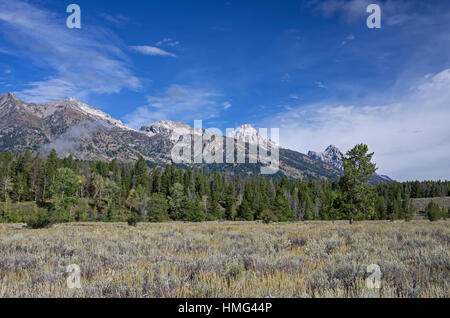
{"left": 223, "top": 101, "right": 232, "bottom": 110}
{"left": 124, "top": 85, "right": 224, "bottom": 128}
{"left": 130, "top": 46, "right": 176, "bottom": 57}
{"left": 0, "top": 0, "right": 141, "bottom": 103}
{"left": 315, "top": 81, "right": 327, "bottom": 89}
{"left": 265, "top": 69, "right": 450, "bottom": 181}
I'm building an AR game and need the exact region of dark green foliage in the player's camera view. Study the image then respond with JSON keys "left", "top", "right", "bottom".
{"left": 272, "top": 193, "right": 295, "bottom": 222}
{"left": 425, "top": 201, "right": 442, "bottom": 221}
{"left": 402, "top": 195, "right": 416, "bottom": 221}
{"left": 184, "top": 199, "right": 207, "bottom": 222}
{"left": 127, "top": 214, "right": 140, "bottom": 226}
{"left": 0, "top": 147, "right": 448, "bottom": 224}
{"left": 52, "top": 167, "right": 79, "bottom": 212}
{"left": 237, "top": 199, "right": 254, "bottom": 221}
{"left": 260, "top": 209, "right": 277, "bottom": 224}
{"left": 340, "top": 144, "right": 377, "bottom": 221}
{"left": 147, "top": 193, "right": 170, "bottom": 222}
{"left": 26, "top": 209, "right": 55, "bottom": 229}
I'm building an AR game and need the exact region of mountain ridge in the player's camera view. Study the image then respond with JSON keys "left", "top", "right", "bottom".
{"left": 307, "top": 144, "right": 395, "bottom": 184}
{"left": 0, "top": 92, "right": 392, "bottom": 182}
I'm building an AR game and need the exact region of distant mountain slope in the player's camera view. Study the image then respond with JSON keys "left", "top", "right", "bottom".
{"left": 0, "top": 92, "right": 392, "bottom": 182}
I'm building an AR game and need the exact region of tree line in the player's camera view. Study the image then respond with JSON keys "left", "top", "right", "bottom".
{"left": 0, "top": 144, "right": 449, "bottom": 224}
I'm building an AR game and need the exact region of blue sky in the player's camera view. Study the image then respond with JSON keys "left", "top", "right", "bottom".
{"left": 0, "top": 0, "right": 449, "bottom": 181}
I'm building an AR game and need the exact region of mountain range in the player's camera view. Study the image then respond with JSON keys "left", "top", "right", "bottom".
{"left": 0, "top": 92, "right": 393, "bottom": 183}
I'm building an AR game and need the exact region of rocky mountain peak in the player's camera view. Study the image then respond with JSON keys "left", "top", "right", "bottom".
{"left": 3, "top": 92, "right": 16, "bottom": 99}
{"left": 308, "top": 145, "right": 344, "bottom": 171}
{"left": 141, "top": 120, "right": 192, "bottom": 133}
{"left": 0, "top": 92, "right": 19, "bottom": 105}
{"left": 0, "top": 92, "right": 394, "bottom": 182}
{"left": 227, "top": 124, "right": 275, "bottom": 147}
{"left": 325, "top": 144, "right": 340, "bottom": 153}
{"left": 140, "top": 120, "right": 196, "bottom": 142}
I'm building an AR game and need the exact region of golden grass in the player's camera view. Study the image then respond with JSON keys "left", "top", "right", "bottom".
{"left": 0, "top": 220, "right": 448, "bottom": 298}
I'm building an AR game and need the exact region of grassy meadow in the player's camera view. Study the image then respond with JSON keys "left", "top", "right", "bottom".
{"left": 0, "top": 220, "right": 448, "bottom": 298}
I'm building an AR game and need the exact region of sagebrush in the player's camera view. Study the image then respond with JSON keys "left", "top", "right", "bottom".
{"left": 0, "top": 220, "right": 448, "bottom": 298}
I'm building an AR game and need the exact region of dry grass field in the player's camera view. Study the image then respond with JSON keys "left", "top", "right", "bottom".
{"left": 0, "top": 221, "right": 448, "bottom": 298}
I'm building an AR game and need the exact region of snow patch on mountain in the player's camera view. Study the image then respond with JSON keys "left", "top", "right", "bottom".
{"left": 140, "top": 120, "right": 205, "bottom": 142}
{"left": 64, "top": 98, "right": 134, "bottom": 131}
{"left": 227, "top": 124, "right": 278, "bottom": 148}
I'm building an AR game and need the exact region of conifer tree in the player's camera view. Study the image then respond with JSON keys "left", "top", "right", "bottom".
{"left": 340, "top": 143, "right": 377, "bottom": 222}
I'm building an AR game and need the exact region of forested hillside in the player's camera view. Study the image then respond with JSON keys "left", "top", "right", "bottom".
{"left": 0, "top": 149, "right": 449, "bottom": 224}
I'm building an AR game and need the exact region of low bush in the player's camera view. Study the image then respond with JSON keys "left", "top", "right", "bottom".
{"left": 126, "top": 214, "right": 140, "bottom": 226}
{"left": 26, "top": 209, "right": 56, "bottom": 229}
{"left": 260, "top": 209, "right": 277, "bottom": 224}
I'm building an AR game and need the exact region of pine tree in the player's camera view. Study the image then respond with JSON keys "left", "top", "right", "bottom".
{"left": 237, "top": 199, "right": 254, "bottom": 221}
{"left": 134, "top": 157, "right": 149, "bottom": 192}
{"left": 147, "top": 193, "right": 170, "bottom": 222}
{"left": 52, "top": 168, "right": 80, "bottom": 218}
{"left": 340, "top": 144, "right": 377, "bottom": 222}
{"left": 185, "top": 199, "right": 207, "bottom": 222}
{"left": 425, "top": 201, "right": 441, "bottom": 221}
{"left": 168, "top": 183, "right": 185, "bottom": 220}
{"left": 272, "top": 193, "right": 295, "bottom": 222}
{"left": 375, "top": 196, "right": 387, "bottom": 220}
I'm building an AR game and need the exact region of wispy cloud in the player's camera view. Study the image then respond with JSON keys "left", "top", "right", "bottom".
{"left": 156, "top": 38, "right": 180, "bottom": 47}
{"left": 124, "top": 85, "right": 224, "bottom": 128}
{"left": 0, "top": 0, "right": 141, "bottom": 103}
{"left": 265, "top": 69, "right": 450, "bottom": 181}
{"left": 223, "top": 101, "right": 232, "bottom": 110}
{"left": 281, "top": 73, "right": 291, "bottom": 82}
{"left": 100, "top": 13, "right": 129, "bottom": 25}
{"left": 307, "top": 0, "right": 371, "bottom": 22}
{"left": 0, "top": 47, "right": 10, "bottom": 55}
{"left": 341, "top": 34, "right": 355, "bottom": 46}
{"left": 130, "top": 45, "right": 176, "bottom": 58}
{"left": 315, "top": 81, "right": 327, "bottom": 89}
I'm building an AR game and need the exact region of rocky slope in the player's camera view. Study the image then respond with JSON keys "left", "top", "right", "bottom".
{"left": 308, "top": 145, "right": 344, "bottom": 170}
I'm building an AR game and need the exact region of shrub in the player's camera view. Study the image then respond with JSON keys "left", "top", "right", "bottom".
{"left": 425, "top": 201, "right": 442, "bottom": 221}
{"left": 260, "top": 209, "right": 277, "bottom": 224}
{"left": 26, "top": 209, "right": 55, "bottom": 229}
{"left": 126, "top": 214, "right": 140, "bottom": 226}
